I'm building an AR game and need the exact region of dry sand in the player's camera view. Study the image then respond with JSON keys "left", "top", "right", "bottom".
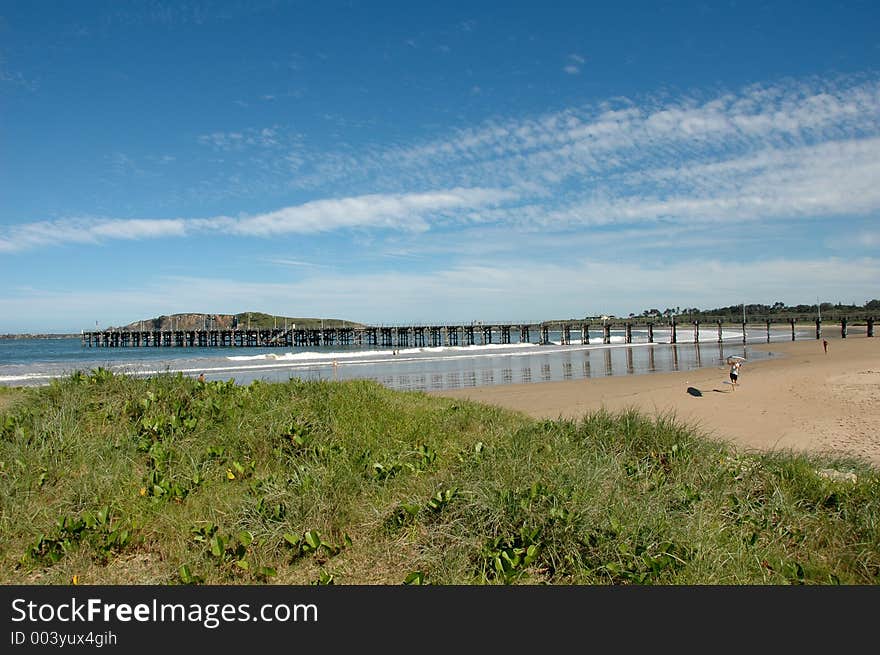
{"left": 433, "top": 335, "right": 880, "bottom": 467}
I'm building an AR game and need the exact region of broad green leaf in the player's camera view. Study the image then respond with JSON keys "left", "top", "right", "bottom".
{"left": 403, "top": 571, "right": 424, "bottom": 585}
{"left": 304, "top": 530, "right": 321, "bottom": 550}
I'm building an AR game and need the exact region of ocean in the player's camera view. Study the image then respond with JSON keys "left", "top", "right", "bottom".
{"left": 0, "top": 325, "right": 809, "bottom": 392}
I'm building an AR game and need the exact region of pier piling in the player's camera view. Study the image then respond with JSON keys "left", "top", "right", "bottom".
{"left": 80, "top": 316, "right": 871, "bottom": 351}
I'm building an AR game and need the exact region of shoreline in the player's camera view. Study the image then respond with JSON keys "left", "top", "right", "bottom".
{"left": 433, "top": 335, "right": 880, "bottom": 467}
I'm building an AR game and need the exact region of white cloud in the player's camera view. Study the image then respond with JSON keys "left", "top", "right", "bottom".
{"left": 224, "top": 188, "right": 517, "bottom": 236}
{"left": 0, "top": 218, "right": 187, "bottom": 252}
{"left": 0, "top": 59, "right": 38, "bottom": 91}
{"left": 858, "top": 231, "right": 880, "bottom": 247}
{"left": 563, "top": 53, "right": 585, "bottom": 74}
{"left": 197, "top": 126, "right": 284, "bottom": 151}
{"left": 340, "top": 75, "right": 880, "bottom": 194}
{"left": 5, "top": 74, "right": 880, "bottom": 256}
{"left": 0, "top": 188, "right": 518, "bottom": 251}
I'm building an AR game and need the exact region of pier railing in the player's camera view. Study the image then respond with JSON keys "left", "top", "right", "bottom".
{"left": 81, "top": 316, "right": 875, "bottom": 348}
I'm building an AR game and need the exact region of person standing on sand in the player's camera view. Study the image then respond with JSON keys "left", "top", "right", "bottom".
{"left": 823, "top": 339, "right": 828, "bottom": 354}
{"left": 729, "top": 360, "right": 741, "bottom": 389}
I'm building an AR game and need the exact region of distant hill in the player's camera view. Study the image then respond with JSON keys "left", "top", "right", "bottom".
{"left": 114, "top": 312, "right": 363, "bottom": 331}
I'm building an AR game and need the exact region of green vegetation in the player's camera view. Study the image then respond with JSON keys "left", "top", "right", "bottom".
{"left": 626, "top": 300, "right": 880, "bottom": 322}
{"left": 0, "top": 386, "right": 25, "bottom": 413}
{"left": 231, "top": 312, "right": 358, "bottom": 330}
{"left": 116, "top": 312, "right": 360, "bottom": 332}
{"left": 1, "top": 370, "right": 877, "bottom": 585}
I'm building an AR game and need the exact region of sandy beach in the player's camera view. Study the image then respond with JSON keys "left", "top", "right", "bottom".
{"left": 434, "top": 335, "right": 880, "bottom": 467}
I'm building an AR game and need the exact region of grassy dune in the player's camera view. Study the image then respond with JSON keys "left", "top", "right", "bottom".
{"left": 1, "top": 369, "right": 877, "bottom": 585}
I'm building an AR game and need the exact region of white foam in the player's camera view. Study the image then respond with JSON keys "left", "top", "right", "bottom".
{"left": 225, "top": 341, "right": 537, "bottom": 362}
{"left": 0, "top": 372, "right": 60, "bottom": 383}
{"left": 215, "top": 331, "right": 759, "bottom": 374}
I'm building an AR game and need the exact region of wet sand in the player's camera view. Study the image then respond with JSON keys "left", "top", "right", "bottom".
{"left": 433, "top": 335, "right": 880, "bottom": 466}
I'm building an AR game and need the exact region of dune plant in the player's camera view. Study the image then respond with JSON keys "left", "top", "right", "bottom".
{"left": 0, "top": 371, "right": 877, "bottom": 585}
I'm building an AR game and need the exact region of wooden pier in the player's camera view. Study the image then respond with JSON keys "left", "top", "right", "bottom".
{"left": 81, "top": 316, "right": 875, "bottom": 349}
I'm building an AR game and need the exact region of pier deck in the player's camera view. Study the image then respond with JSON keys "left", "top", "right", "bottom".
{"left": 81, "top": 316, "right": 874, "bottom": 348}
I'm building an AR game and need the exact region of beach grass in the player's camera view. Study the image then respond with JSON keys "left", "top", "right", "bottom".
{"left": 1, "top": 369, "right": 877, "bottom": 585}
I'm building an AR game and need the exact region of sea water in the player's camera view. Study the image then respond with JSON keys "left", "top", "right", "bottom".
{"left": 0, "top": 326, "right": 809, "bottom": 392}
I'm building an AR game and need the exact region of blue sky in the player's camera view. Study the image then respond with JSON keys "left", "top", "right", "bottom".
{"left": 1, "top": 1, "right": 879, "bottom": 332}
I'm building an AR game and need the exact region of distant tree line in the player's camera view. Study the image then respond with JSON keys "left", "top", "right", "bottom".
{"left": 626, "top": 300, "right": 880, "bottom": 321}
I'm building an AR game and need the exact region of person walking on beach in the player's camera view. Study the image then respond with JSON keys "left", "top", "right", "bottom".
{"left": 823, "top": 339, "right": 828, "bottom": 354}
{"left": 729, "top": 360, "right": 741, "bottom": 389}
